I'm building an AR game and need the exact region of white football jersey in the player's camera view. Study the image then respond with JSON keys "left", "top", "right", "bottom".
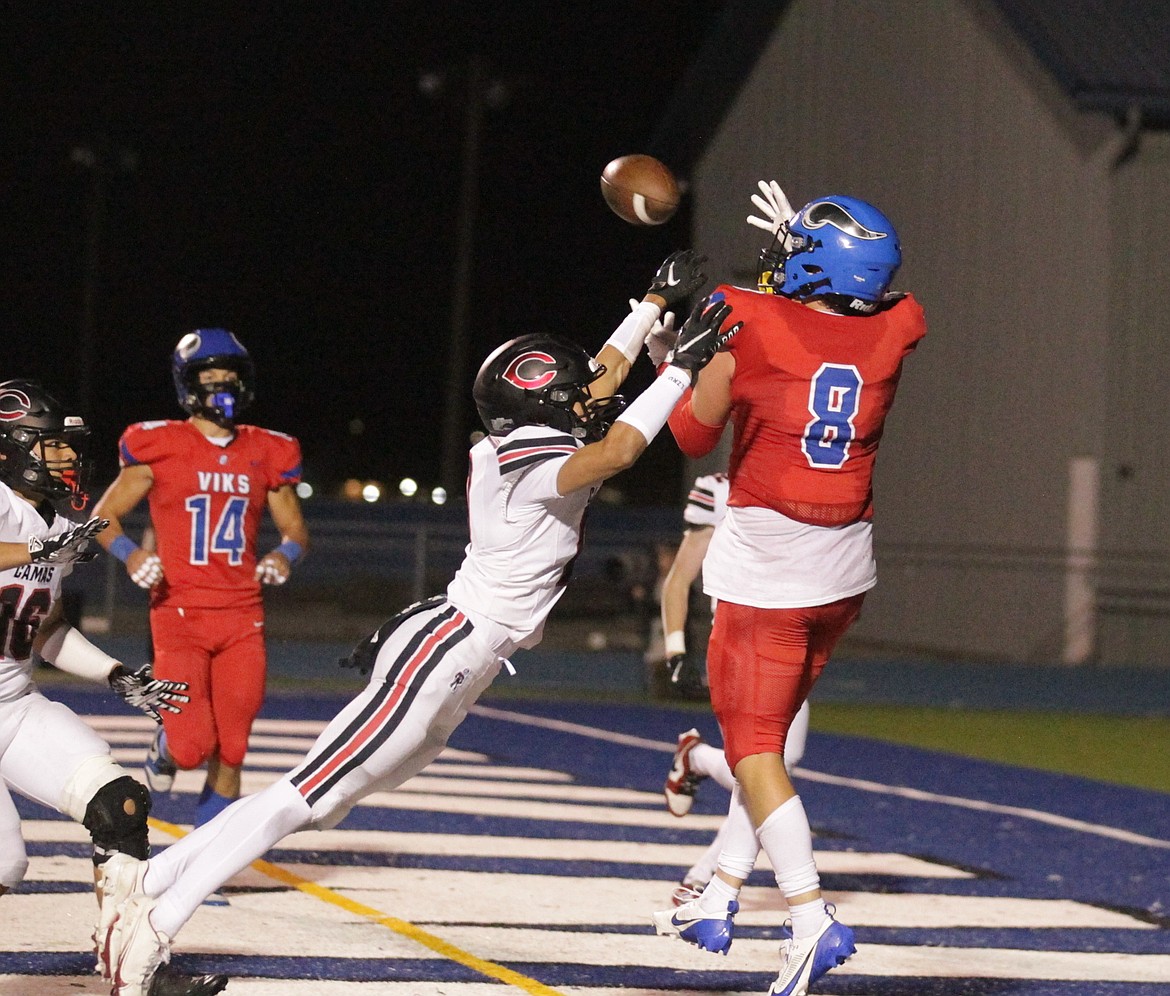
{"left": 0, "top": 482, "right": 77, "bottom": 702}
{"left": 683, "top": 472, "right": 729, "bottom": 528}
{"left": 446, "top": 424, "right": 593, "bottom": 656}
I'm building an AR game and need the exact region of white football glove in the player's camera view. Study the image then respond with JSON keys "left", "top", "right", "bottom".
{"left": 28, "top": 516, "right": 108, "bottom": 564}
{"left": 746, "top": 179, "right": 795, "bottom": 236}
{"left": 108, "top": 663, "right": 189, "bottom": 722}
{"left": 255, "top": 551, "right": 291, "bottom": 586}
{"left": 629, "top": 298, "right": 677, "bottom": 367}
{"left": 129, "top": 553, "right": 164, "bottom": 590}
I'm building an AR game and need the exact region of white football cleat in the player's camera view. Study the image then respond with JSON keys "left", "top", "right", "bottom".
{"left": 95, "top": 852, "right": 149, "bottom": 981}
{"left": 111, "top": 894, "right": 170, "bottom": 996}
{"left": 663, "top": 728, "right": 705, "bottom": 817}
{"left": 768, "top": 911, "right": 856, "bottom": 996}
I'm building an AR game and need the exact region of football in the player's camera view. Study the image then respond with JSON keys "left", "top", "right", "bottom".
{"left": 600, "top": 155, "right": 680, "bottom": 226}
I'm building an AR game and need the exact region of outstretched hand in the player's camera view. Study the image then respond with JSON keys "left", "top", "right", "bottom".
{"left": 668, "top": 296, "right": 741, "bottom": 381}
{"left": 28, "top": 517, "right": 108, "bottom": 564}
{"left": 746, "top": 179, "right": 795, "bottom": 236}
{"left": 631, "top": 297, "right": 678, "bottom": 367}
{"left": 108, "top": 663, "right": 190, "bottom": 723}
{"left": 647, "top": 249, "right": 708, "bottom": 309}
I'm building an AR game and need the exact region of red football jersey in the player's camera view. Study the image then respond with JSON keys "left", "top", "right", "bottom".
{"left": 716, "top": 285, "right": 926, "bottom": 526}
{"left": 118, "top": 420, "right": 303, "bottom": 608}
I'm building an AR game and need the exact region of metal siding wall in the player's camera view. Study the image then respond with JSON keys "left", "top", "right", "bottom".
{"left": 693, "top": 0, "right": 1114, "bottom": 662}
{"left": 1096, "top": 132, "right": 1170, "bottom": 664}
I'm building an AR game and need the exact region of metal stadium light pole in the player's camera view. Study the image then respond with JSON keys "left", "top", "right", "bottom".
{"left": 424, "top": 56, "right": 509, "bottom": 495}
{"left": 70, "top": 140, "right": 137, "bottom": 418}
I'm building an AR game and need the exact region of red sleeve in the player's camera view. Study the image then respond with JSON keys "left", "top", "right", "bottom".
{"left": 118, "top": 421, "right": 175, "bottom": 468}
{"left": 266, "top": 432, "right": 303, "bottom": 490}
{"left": 667, "top": 387, "right": 725, "bottom": 458}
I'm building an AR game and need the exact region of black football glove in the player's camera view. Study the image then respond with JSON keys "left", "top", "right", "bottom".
{"left": 668, "top": 653, "right": 705, "bottom": 698}
{"left": 668, "top": 296, "right": 741, "bottom": 381}
{"left": 28, "top": 517, "right": 109, "bottom": 564}
{"left": 109, "top": 663, "right": 190, "bottom": 723}
{"left": 647, "top": 249, "right": 708, "bottom": 309}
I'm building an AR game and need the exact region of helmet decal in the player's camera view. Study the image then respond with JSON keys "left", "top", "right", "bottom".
{"left": 758, "top": 194, "right": 901, "bottom": 307}
{"left": 0, "top": 387, "right": 31, "bottom": 422}
{"left": 176, "top": 332, "right": 203, "bottom": 360}
{"left": 502, "top": 351, "right": 558, "bottom": 390}
{"left": 171, "top": 328, "right": 255, "bottom": 425}
{"left": 473, "top": 334, "right": 626, "bottom": 442}
{"left": 802, "top": 201, "right": 889, "bottom": 241}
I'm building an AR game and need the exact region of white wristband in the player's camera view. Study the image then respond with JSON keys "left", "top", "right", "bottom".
{"left": 603, "top": 300, "right": 662, "bottom": 363}
{"left": 38, "top": 624, "right": 119, "bottom": 682}
{"left": 614, "top": 366, "right": 690, "bottom": 444}
{"left": 665, "top": 630, "right": 687, "bottom": 657}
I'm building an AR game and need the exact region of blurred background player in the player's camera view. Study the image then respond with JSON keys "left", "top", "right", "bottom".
{"left": 659, "top": 468, "right": 810, "bottom": 903}
{"left": 652, "top": 182, "right": 926, "bottom": 996}
{"left": 0, "top": 381, "right": 220, "bottom": 994}
{"left": 94, "top": 253, "right": 737, "bottom": 996}
{"left": 93, "top": 330, "right": 310, "bottom": 839}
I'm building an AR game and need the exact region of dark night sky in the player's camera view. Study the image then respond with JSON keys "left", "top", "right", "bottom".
{"left": 2, "top": 3, "right": 725, "bottom": 504}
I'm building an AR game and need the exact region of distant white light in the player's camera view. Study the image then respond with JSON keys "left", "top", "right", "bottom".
{"left": 362, "top": 483, "right": 381, "bottom": 503}
{"left": 431, "top": 486, "right": 448, "bottom": 506}
{"left": 295, "top": 482, "right": 313, "bottom": 500}
{"left": 399, "top": 477, "right": 418, "bottom": 498}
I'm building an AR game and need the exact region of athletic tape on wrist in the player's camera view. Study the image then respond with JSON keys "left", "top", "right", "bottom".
{"left": 665, "top": 630, "right": 687, "bottom": 657}
{"left": 614, "top": 366, "right": 690, "bottom": 444}
{"left": 275, "top": 540, "right": 303, "bottom": 563}
{"left": 108, "top": 534, "right": 139, "bottom": 563}
{"left": 604, "top": 300, "right": 662, "bottom": 363}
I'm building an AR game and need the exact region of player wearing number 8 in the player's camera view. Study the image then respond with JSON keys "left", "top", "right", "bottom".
{"left": 659, "top": 187, "right": 923, "bottom": 994}
{"left": 94, "top": 330, "right": 309, "bottom": 830}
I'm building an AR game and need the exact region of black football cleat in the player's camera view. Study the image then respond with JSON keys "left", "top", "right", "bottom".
{"left": 148, "top": 968, "right": 230, "bottom": 995}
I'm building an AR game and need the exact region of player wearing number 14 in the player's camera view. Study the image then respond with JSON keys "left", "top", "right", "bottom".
{"left": 94, "top": 330, "right": 309, "bottom": 828}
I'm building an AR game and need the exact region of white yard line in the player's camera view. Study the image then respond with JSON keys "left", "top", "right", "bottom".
{"left": 470, "top": 705, "right": 1170, "bottom": 850}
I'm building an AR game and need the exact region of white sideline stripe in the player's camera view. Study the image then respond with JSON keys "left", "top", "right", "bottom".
{"left": 346, "top": 790, "right": 727, "bottom": 830}
{"left": 470, "top": 705, "right": 1170, "bottom": 850}
{"left": 6, "top": 887, "right": 1159, "bottom": 977}
{"left": 104, "top": 746, "right": 568, "bottom": 782}
{"left": 796, "top": 770, "right": 1170, "bottom": 850}
{"left": 429, "top": 926, "right": 1170, "bottom": 982}
{"left": 18, "top": 832, "right": 970, "bottom": 880}
{"left": 9, "top": 874, "right": 1151, "bottom": 938}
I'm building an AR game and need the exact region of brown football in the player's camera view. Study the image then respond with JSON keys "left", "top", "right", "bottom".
{"left": 600, "top": 155, "right": 680, "bottom": 225}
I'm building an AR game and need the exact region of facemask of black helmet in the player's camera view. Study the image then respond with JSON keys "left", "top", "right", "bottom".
{"left": 0, "top": 380, "right": 92, "bottom": 510}
{"left": 547, "top": 375, "right": 627, "bottom": 443}
{"left": 0, "top": 410, "right": 92, "bottom": 511}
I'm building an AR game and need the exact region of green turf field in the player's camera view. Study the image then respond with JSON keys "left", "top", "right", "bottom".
{"left": 809, "top": 703, "right": 1170, "bottom": 795}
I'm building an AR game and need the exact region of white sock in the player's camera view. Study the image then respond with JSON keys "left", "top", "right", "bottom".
{"left": 756, "top": 795, "right": 825, "bottom": 938}
{"left": 787, "top": 897, "right": 830, "bottom": 939}
{"left": 690, "top": 743, "right": 736, "bottom": 792}
{"left": 713, "top": 783, "right": 760, "bottom": 882}
{"left": 698, "top": 873, "right": 739, "bottom": 913}
{"left": 686, "top": 817, "right": 728, "bottom": 886}
{"left": 149, "top": 780, "right": 311, "bottom": 937}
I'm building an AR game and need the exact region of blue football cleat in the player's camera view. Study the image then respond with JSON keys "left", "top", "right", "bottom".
{"left": 652, "top": 897, "right": 738, "bottom": 955}
{"left": 768, "top": 912, "right": 856, "bottom": 995}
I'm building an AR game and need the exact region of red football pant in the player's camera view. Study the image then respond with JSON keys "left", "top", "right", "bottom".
{"left": 150, "top": 604, "right": 267, "bottom": 770}
{"left": 707, "top": 594, "right": 865, "bottom": 771}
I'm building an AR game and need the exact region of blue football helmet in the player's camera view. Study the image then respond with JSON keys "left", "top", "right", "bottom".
{"left": 758, "top": 194, "right": 901, "bottom": 314}
{"left": 172, "top": 328, "right": 256, "bottom": 426}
